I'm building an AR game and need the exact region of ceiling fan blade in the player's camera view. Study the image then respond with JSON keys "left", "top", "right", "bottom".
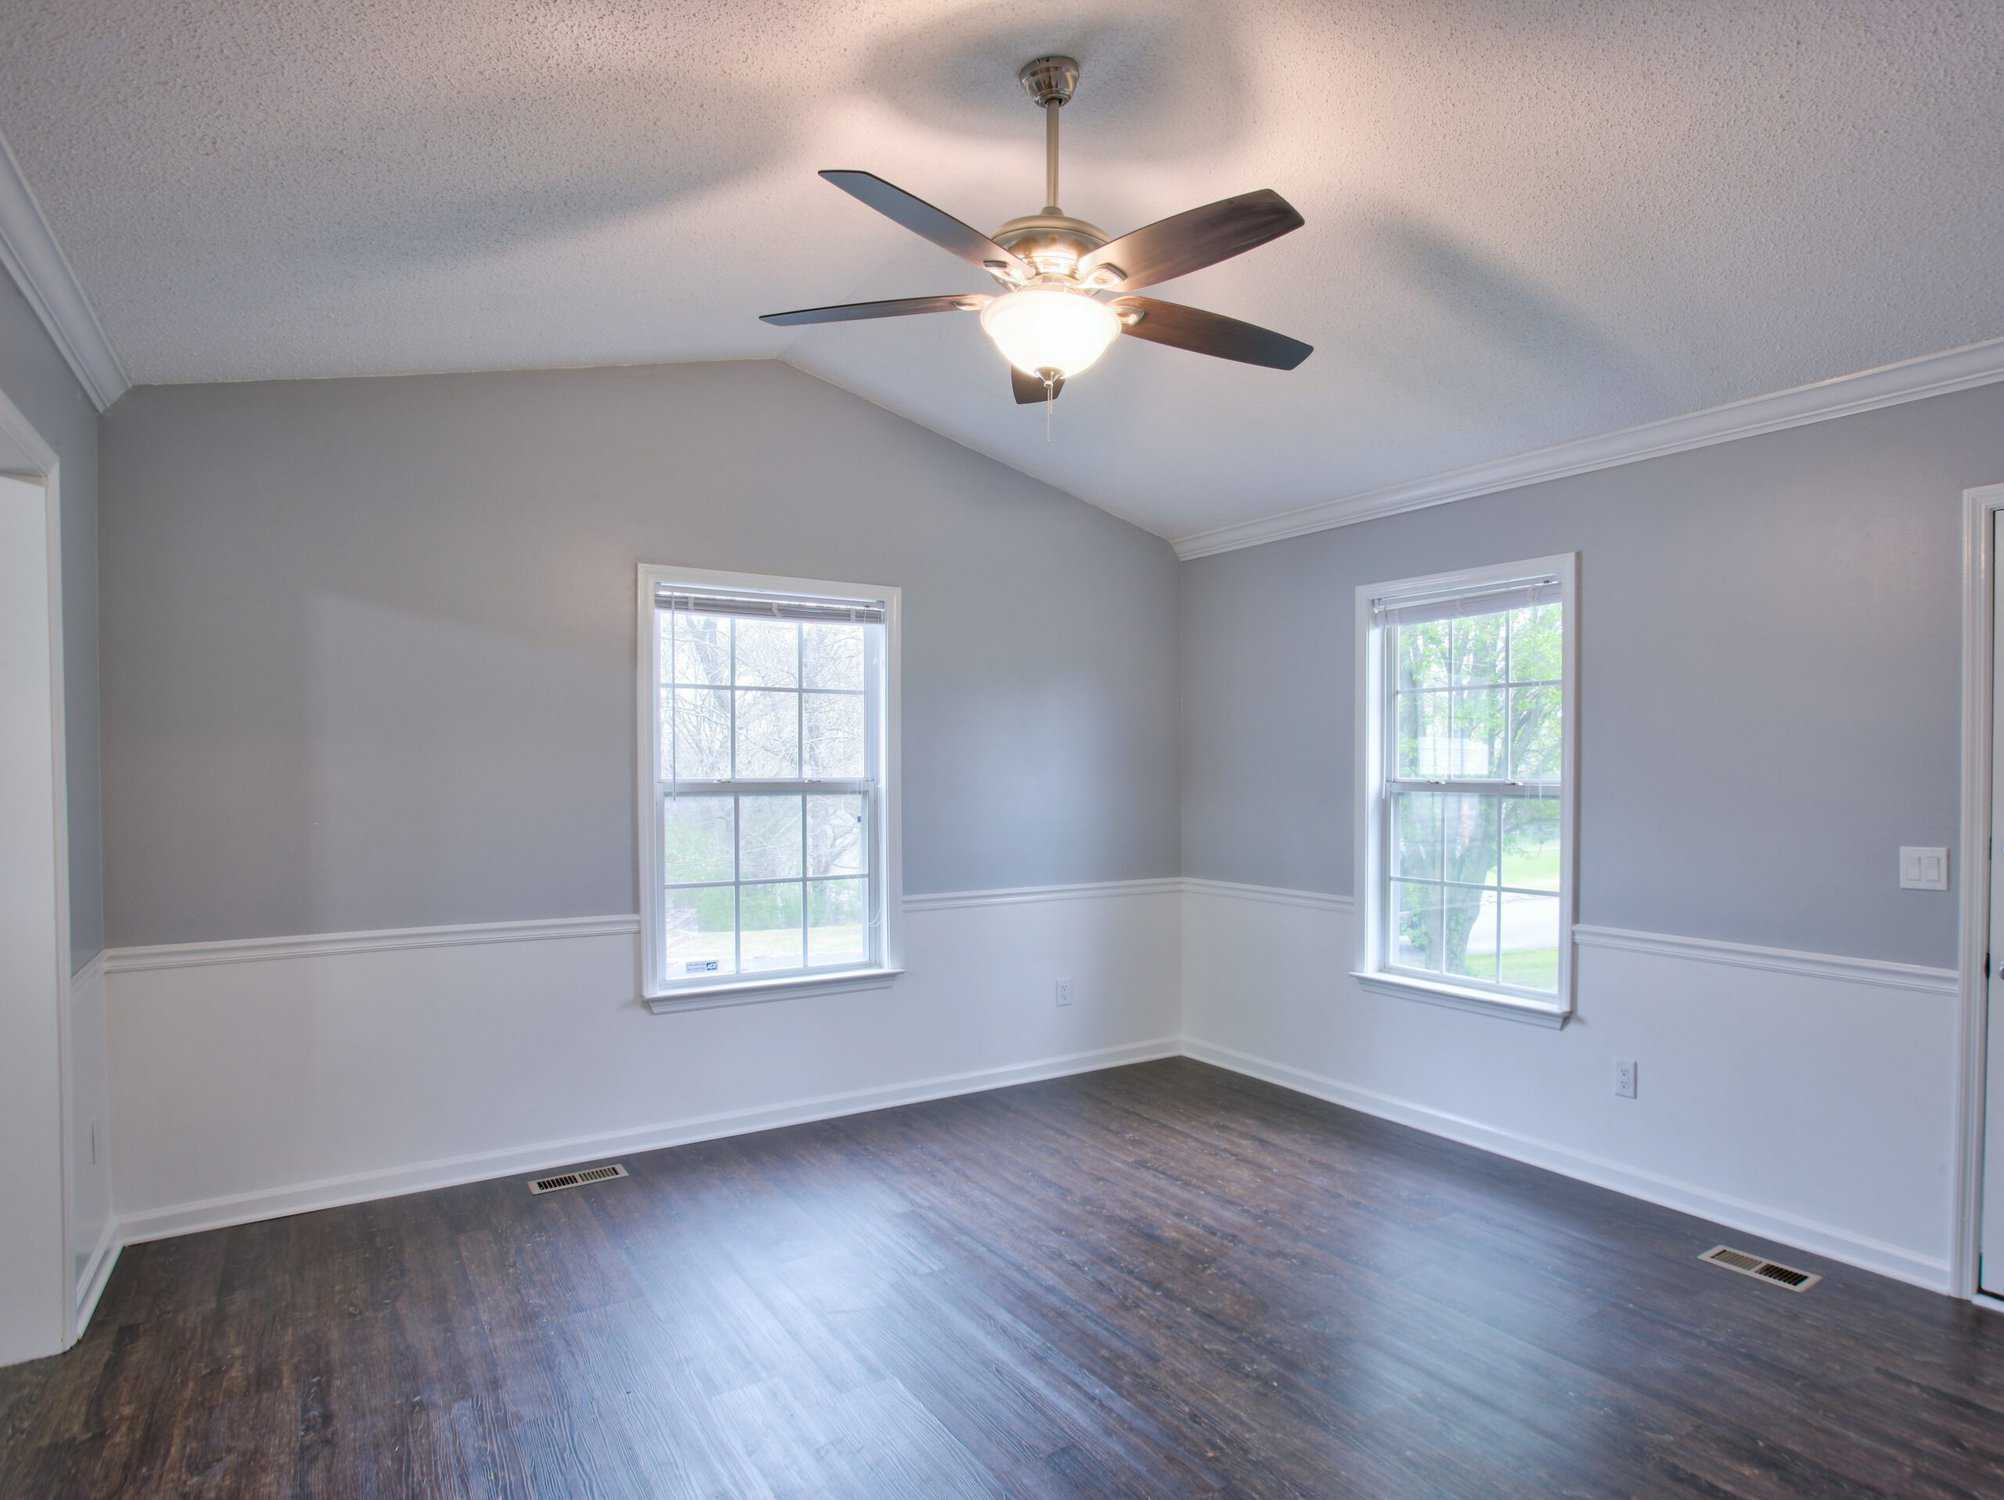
{"left": 1080, "top": 189, "right": 1303, "bottom": 292}
{"left": 760, "top": 294, "right": 989, "bottom": 327}
{"left": 1112, "top": 297, "right": 1312, "bottom": 370}
{"left": 821, "top": 171, "right": 1032, "bottom": 282}
{"left": 1012, "top": 367, "right": 1064, "bottom": 404}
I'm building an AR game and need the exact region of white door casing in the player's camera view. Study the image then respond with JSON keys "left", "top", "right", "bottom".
{"left": 0, "top": 468, "right": 70, "bottom": 1364}
{"left": 1983, "top": 517, "right": 2004, "bottom": 1299}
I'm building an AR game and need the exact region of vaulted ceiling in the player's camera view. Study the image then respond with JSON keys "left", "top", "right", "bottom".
{"left": 3, "top": 2, "right": 2001, "bottom": 546}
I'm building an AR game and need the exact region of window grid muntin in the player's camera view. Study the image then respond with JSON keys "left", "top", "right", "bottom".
{"left": 656, "top": 606, "right": 882, "bottom": 990}
{"left": 1380, "top": 597, "right": 1564, "bottom": 999}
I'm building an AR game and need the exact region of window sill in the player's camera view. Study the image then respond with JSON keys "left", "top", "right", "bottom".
{"left": 1350, "top": 970, "right": 1571, "bottom": 1029}
{"left": 644, "top": 967, "right": 904, "bottom": 1015}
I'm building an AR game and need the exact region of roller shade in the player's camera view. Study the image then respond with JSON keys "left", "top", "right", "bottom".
{"left": 1371, "top": 575, "right": 1560, "bottom": 626}
{"left": 654, "top": 586, "right": 887, "bottom": 625}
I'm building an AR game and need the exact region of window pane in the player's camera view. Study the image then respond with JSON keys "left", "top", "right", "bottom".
{"left": 1510, "top": 685, "right": 1562, "bottom": 782}
{"left": 1392, "top": 791, "right": 1442, "bottom": 879}
{"left": 1502, "top": 799, "right": 1561, "bottom": 891}
{"left": 673, "top": 687, "right": 732, "bottom": 780}
{"left": 735, "top": 618, "right": 799, "bottom": 688}
{"left": 1452, "top": 611, "right": 1507, "bottom": 686}
{"left": 1397, "top": 619, "right": 1449, "bottom": 690}
{"left": 803, "top": 623, "right": 865, "bottom": 691}
{"left": 804, "top": 692, "right": 865, "bottom": 779}
{"left": 663, "top": 796, "right": 733, "bottom": 884}
{"left": 808, "top": 793, "right": 867, "bottom": 876}
{"left": 671, "top": 613, "right": 731, "bottom": 686}
{"left": 1396, "top": 691, "right": 1449, "bottom": 778}
{"left": 1445, "top": 886, "right": 1498, "bottom": 984}
{"left": 1508, "top": 602, "right": 1562, "bottom": 683}
{"left": 665, "top": 885, "right": 735, "bottom": 979}
{"left": 809, "top": 877, "right": 868, "bottom": 967}
{"left": 1449, "top": 688, "right": 1506, "bottom": 777}
{"left": 1390, "top": 879, "right": 1442, "bottom": 972}
{"left": 739, "top": 795, "right": 802, "bottom": 880}
{"left": 735, "top": 689, "right": 799, "bottom": 778}
{"left": 740, "top": 882, "right": 804, "bottom": 972}
{"left": 1442, "top": 794, "right": 1499, "bottom": 888}
{"left": 1499, "top": 891, "right": 1561, "bottom": 993}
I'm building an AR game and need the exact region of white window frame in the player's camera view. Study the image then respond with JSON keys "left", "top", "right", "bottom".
{"left": 636, "top": 563, "right": 903, "bottom": 1012}
{"left": 1352, "top": 552, "right": 1578, "bottom": 1027}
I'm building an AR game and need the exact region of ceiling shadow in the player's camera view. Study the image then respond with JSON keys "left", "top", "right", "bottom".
{"left": 300, "top": 68, "right": 801, "bottom": 267}
{"left": 1343, "top": 200, "right": 1670, "bottom": 413}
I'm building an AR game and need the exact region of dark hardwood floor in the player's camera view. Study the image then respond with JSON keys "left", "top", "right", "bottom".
{"left": 4, "top": 1057, "right": 2002, "bottom": 1497}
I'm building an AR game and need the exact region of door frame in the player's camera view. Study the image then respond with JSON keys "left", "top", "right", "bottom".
{"left": 0, "top": 381, "right": 74, "bottom": 1361}
{"left": 1954, "top": 483, "right": 2004, "bottom": 1305}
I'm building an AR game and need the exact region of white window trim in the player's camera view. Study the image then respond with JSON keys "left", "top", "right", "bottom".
{"left": 1351, "top": 552, "right": 1579, "bottom": 1027}
{"left": 635, "top": 563, "right": 903, "bottom": 1009}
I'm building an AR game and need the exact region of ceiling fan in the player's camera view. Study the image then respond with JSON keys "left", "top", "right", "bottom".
{"left": 761, "top": 55, "right": 1312, "bottom": 404}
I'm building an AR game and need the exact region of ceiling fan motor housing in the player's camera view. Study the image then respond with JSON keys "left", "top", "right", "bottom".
{"left": 993, "top": 212, "right": 1112, "bottom": 284}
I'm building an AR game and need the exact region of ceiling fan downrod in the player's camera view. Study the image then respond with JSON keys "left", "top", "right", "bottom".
{"left": 1017, "top": 55, "right": 1079, "bottom": 214}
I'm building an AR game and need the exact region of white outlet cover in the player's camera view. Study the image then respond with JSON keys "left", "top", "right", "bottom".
{"left": 1055, "top": 978, "right": 1074, "bottom": 1008}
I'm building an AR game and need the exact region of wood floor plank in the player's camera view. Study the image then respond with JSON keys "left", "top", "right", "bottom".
{"left": 6, "top": 1057, "right": 2004, "bottom": 1496}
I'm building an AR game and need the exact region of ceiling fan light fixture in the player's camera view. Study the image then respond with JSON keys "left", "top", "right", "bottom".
{"left": 979, "top": 285, "right": 1120, "bottom": 381}
{"left": 760, "top": 55, "right": 1312, "bottom": 404}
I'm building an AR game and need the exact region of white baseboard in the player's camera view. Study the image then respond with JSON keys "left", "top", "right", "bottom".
{"left": 72, "top": 1215, "right": 119, "bottom": 1339}
{"left": 1179, "top": 1036, "right": 1950, "bottom": 1293}
{"left": 118, "top": 1037, "right": 1181, "bottom": 1245}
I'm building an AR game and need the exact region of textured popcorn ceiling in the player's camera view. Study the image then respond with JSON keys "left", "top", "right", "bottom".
{"left": 3, "top": 1, "right": 2001, "bottom": 540}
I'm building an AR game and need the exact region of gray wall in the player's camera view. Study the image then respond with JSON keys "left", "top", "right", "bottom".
{"left": 100, "top": 361, "right": 1180, "bottom": 946}
{"left": 0, "top": 274, "right": 102, "bottom": 970}
{"left": 1181, "top": 382, "right": 2004, "bottom": 968}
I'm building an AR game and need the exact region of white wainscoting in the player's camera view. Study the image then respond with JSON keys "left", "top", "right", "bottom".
{"left": 1181, "top": 881, "right": 1959, "bottom": 1291}
{"left": 65, "top": 951, "right": 116, "bottom": 1339}
{"left": 100, "top": 877, "right": 1961, "bottom": 1300}
{"left": 106, "top": 882, "right": 1182, "bottom": 1243}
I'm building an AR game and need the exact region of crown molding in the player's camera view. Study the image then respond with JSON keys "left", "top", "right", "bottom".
{"left": 0, "top": 130, "right": 128, "bottom": 412}
{"left": 1171, "top": 335, "right": 2004, "bottom": 561}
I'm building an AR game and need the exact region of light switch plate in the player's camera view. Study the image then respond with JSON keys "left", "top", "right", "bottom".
{"left": 1899, "top": 846, "right": 1949, "bottom": 891}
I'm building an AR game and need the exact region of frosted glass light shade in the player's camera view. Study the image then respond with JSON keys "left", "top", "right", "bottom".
{"left": 979, "top": 287, "right": 1120, "bottom": 379}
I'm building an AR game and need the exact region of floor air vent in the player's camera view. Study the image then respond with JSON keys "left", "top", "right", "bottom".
{"left": 528, "top": 1162, "right": 629, "bottom": 1195}
{"left": 1700, "top": 1244, "right": 1820, "bottom": 1292}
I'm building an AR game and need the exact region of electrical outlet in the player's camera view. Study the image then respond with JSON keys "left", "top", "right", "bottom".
{"left": 1614, "top": 1059, "right": 1637, "bottom": 1100}
{"left": 1055, "top": 977, "right": 1074, "bottom": 1008}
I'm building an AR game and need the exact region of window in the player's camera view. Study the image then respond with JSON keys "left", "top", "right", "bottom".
{"left": 637, "top": 565, "right": 901, "bottom": 1007}
{"left": 1354, "top": 555, "right": 1576, "bottom": 1025}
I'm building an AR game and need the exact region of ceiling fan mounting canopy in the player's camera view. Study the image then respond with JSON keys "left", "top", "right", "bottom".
{"left": 759, "top": 54, "right": 1312, "bottom": 404}
{"left": 1017, "top": 55, "right": 1080, "bottom": 109}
